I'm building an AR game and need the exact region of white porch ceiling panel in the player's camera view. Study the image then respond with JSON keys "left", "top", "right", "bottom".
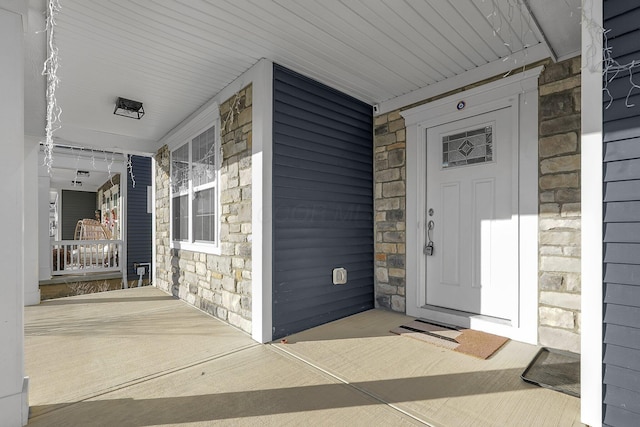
{"left": 33, "top": 0, "right": 579, "bottom": 152}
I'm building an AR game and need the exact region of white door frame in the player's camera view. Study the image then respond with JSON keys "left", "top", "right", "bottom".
{"left": 402, "top": 67, "right": 542, "bottom": 344}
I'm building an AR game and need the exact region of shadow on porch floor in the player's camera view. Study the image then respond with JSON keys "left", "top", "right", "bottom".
{"left": 25, "top": 287, "right": 582, "bottom": 426}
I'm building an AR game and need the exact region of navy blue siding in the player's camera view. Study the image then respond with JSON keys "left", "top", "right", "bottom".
{"left": 126, "top": 156, "right": 152, "bottom": 281}
{"left": 272, "top": 64, "right": 374, "bottom": 339}
{"left": 603, "top": 2, "right": 640, "bottom": 426}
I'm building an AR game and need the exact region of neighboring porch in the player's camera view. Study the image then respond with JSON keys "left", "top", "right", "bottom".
{"left": 25, "top": 287, "right": 581, "bottom": 426}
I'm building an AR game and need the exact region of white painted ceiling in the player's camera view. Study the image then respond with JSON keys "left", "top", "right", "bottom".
{"left": 24, "top": 0, "right": 581, "bottom": 155}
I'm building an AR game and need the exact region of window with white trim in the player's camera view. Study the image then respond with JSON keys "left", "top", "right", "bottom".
{"left": 171, "top": 125, "right": 219, "bottom": 249}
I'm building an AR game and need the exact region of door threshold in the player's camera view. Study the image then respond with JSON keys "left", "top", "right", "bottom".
{"left": 418, "top": 304, "right": 512, "bottom": 330}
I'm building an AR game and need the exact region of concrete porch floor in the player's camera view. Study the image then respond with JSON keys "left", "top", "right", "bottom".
{"left": 25, "top": 287, "right": 582, "bottom": 426}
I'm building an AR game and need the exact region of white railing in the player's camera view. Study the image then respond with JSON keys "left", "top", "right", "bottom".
{"left": 51, "top": 240, "right": 122, "bottom": 276}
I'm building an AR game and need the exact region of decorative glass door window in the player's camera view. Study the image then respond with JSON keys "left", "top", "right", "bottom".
{"left": 442, "top": 125, "right": 493, "bottom": 169}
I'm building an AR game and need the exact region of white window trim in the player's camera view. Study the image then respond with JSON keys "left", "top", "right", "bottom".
{"left": 169, "top": 118, "right": 222, "bottom": 255}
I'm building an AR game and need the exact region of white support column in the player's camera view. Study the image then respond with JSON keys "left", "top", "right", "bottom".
{"left": 0, "top": 2, "right": 29, "bottom": 425}
{"left": 38, "top": 173, "right": 52, "bottom": 281}
{"left": 24, "top": 136, "right": 41, "bottom": 305}
{"left": 581, "top": 1, "right": 603, "bottom": 426}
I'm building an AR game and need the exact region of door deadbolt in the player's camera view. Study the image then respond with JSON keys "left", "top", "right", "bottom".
{"left": 428, "top": 208, "right": 434, "bottom": 216}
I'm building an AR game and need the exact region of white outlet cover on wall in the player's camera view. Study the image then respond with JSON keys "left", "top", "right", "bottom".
{"left": 332, "top": 268, "right": 347, "bottom": 285}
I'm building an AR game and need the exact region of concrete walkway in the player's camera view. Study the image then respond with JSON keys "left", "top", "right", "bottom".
{"left": 25, "top": 287, "right": 582, "bottom": 426}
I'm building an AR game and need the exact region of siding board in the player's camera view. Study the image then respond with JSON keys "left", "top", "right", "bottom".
{"left": 603, "top": 2, "right": 640, "bottom": 424}
{"left": 126, "top": 156, "right": 152, "bottom": 281}
{"left": 272, "top": 64, "right": 374, "bottom": 339}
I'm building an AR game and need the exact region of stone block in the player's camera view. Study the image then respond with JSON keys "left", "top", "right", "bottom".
{"left": 391, "top": 295, "right": 405, "bottom": 312}
{"left": 540, "top": 155, "right": 581, "bottom": 174}
{"left": 240, "top": 168, "right": 251, "bottom": 186}
{"left": 563, "top": 246, "right": 581, "bottom": 257}
{"left": 539, "top": 326, "right": 580, "bottom": 353}
{"left": 556, "top": 189, "right": 581, "bottom": 203}
{"left": 396, "top": 129, "right": 406, "bottom": 142}
{"left": 539, "top": 306, "right": 575, "bottom": 329}
{"left": 376, "top": 197, "right": 401, "bottom": 211}
{"left": 237, "top": 280, "right": 252, "bottom": 295}
{"left": 387, "top": 276, "right": 402, "bottom": 287}
{"left": 540, "top": 246, "right": 563, "bottom": 256}
{"left": 540, "top": 256, "right": 581, "bottom": 273}
{"left": 195, "top": 262, "right": 207, "bottom": 276}
{"left": 389, "top": 119, "right": 404, "bottom": 133}
{"left": 539, "top": 75, "right": 581, "bottom": 97}
{"left": 566, "top": 274, "right": 581, "bottom": 292}
{"left": 376, "top": 295, "right": 391, "bottom": 309}
{"left": 374, "top": 124, "right": 389, "bottom": 135}
{"left": 539, "top": 133, "right": 578, "bottom": 158}
{"left": 387, "top": 254, "right": 405, "bottom": 268}
{"left": 216, "top": 306, "right": 228, "bottom": 320}
{"left": 540, "top": 191, "right": 555, "bottom": 203}
{"left": 541, "top": 61, "right": 571, "bottom": 84}
{"left": 540, "top": 291, "right": 581, "bottom": 310}
{"left": 387, "top": 210, "right": 405, "bottom": 221}
{"left": 376, "top": 243, "right": 397, "bottom": 254}
{"left": 539, "top": 173, "right": 579, "bottom": 190}
{"left": 376, "top": 160, "right": 389, "bottom": 171}
{"left": 376, "top": 267, "right": 389, "bottom": 283}
{"left": 382, "top": 181, "right": 406, "bottom": 198}
{"left": 389, "top": 268, "right": 404, "bottom": 278}
{"left": 540, "top": 91, "right": 575, "bottom": 119}
{"left": 539, "top": 218, "right": 581, "bottom": 231}
{"left": 376, "top": 168, "right": 401, "bottom": 182}
{"left": 375, "top": 133, "right": 397, "bottom": 147}
{"left": 222, "top": 276, "right": 236, "bottom": 292}
{"left": 387, "top": 142, "right": 406, "bottom": 151}
{"left": 383, "top": 231, "right": 405, "bottom": 243}
{"left": 374, "top": 115, "right": 388, "bottom": 126}
{"left": 377, "top": 283, "right": 397, "bottom": 295}
{"left": 228, "top": 312, "right": 251, "bottom": 333}
{"left": 388, "top": 111, "right": 402, "bottom": 121}
{"left": 540, "top": 115, "right": 581, "bottom": 137}
{"left": 540, "top": 203, "right": 560, "bottom": 215}
{"left": 561, "top": 203, "right": 581, "bottom": 217}
{"left": 388, "top": 149, "right": 405, "bottom": 167}
{"left": 540, "top": 273, "right": 564, "bottom": 291}
{"left": 222, "top": 290, "right": 242, "bottom": 313}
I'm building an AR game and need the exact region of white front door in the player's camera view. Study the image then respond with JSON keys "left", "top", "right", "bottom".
{"left": 425, "top": 107, "right": 517, "bottom": 321}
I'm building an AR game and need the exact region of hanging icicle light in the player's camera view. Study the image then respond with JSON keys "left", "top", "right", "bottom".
{"left": 42, "top": 0, "right": 62, "bottom": 174}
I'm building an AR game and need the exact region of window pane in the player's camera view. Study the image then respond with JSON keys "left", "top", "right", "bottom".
{"left": 171, "top": 144, "right": 189, "bottom": 194}
{"left": 442, "top": 125, "right": 493, "bottom": 169}
{"left": 192, "top": 126, "right": 216, "bottom": 187}
{"left": 172, "top": 195, "right": 188, "bottom": 241}
{"left": 193, "top": 187, "right": 216, "bottom": 242}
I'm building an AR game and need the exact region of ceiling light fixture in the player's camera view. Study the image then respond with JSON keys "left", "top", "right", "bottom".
{"left": 76, "top": 170, "right": 90, "bottom": 177}
{"left": 114, "top": 97, "right": 145, "bottom": 119}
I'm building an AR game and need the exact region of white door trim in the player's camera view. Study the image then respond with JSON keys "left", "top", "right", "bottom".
{"left": 402, "top": 68, "right": 542, "bottom": 344}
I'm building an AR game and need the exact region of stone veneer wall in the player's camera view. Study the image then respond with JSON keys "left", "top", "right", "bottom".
{"left": 374, "top": 111, "right": 407, "bottom": 312}
{"left": 537, "top": 58, "right": 581, "bottom": 352}
{"left": 374, "top": 58, "right": 582, "bottom": 352}
{"left": 155, "top": 84, "right": 253, "bottom": 333}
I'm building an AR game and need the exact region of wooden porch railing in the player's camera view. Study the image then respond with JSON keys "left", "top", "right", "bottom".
{"left": 51, "top": 240, "right": 123, "bottom": 276}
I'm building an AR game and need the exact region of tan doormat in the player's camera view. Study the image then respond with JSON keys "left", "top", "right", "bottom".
{"left": 390, "top": 319, "right": 509, "bottom": 359}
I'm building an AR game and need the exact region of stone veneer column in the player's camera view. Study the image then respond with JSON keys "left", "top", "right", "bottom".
{"left": 155, "top": 85, "right": 253, "bottom": 333}
{"left": 537, "top": 57, "right": 582, "bottom": 353}
{"left": 373, "top": 111, "right": 407, "bottom": 312}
